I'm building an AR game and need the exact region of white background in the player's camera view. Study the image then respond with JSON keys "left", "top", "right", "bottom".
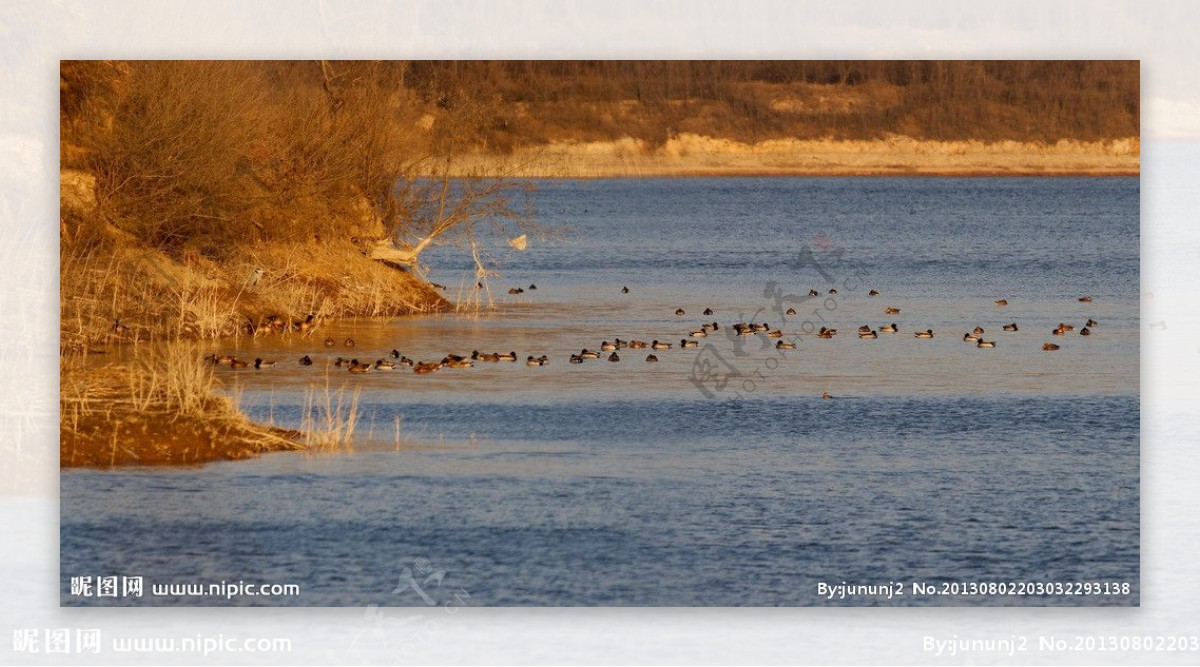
{"left": 2, "top": 1, "right": 1198, "bottom": 664}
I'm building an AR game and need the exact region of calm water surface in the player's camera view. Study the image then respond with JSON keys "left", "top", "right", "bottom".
{"left": 62, "top": 178, "right": 1139, "bottom": 606}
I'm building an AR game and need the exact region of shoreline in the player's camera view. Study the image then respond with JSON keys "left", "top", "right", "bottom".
{"left": 435, "top": 134, "right": 1140, "bottom": 179}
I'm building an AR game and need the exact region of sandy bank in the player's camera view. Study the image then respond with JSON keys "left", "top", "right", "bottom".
{"left": 440, "top": 134, "right": 1140, "bottom": 178}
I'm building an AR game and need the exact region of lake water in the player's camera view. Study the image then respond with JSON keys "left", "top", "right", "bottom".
{"left": 62, "top": 177, "right": 1139, "bottom": 606}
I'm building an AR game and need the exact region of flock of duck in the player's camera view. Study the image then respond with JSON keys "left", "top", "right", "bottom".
{"left": 203, "top": 289, "right": 1101, "bottom": 388}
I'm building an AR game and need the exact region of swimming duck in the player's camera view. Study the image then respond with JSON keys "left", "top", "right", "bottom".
{"left": 569, "top": 354, "right": 584, "bottom": 364}
{"left": 1058, "top": 323, "right": 1075, "bottom": 331}
{"left": 508, "top": 287, "right": 524, "bottom": 295}
{"left": 786, "top": 308, "right": 797, "bottom": 316}
{"left": 857, "top": 325, "right": 872, "bottom": 334}
{"left": 828, "top": 289, "right": 838, "bottom": 295}
{"left": 299, "top": 355, "right": 313, "bottom": 366}
{"left": 628, "top": 340, "right": 648, "bottom": 349}
{"left": 375, "top": 358, "right": 397, "bottom": 370}
{"left": 645, "top": 354, "right": 659, "bottom": 362}
{"left": 976, "top": 339, "right": 996, "bottom": 348}
{"left": 1078, "top": 296, "right": 1093, "bottom": 302}
{"left": 229, "top": 357, "right": 250, "bottom": 369}
{"left": 413, "top": 361, "right": 440, "bottom": 374}
{"left": 859, "top": 330, "right": 878, "bottom": 339}
{"left": 324, "top": 337, "right": 336, "bottom": 347}
{"left": 651, "top": 340, "right": 672, "bottom": 350}
{"left": 675, "top": 308, "right": 686, "bottom": 316}
{"left": 580, "top": 349, "right": 601, "bottom": 360}
{"left": 972, "top": 326, "right": 985, "bottom": 335}
{"left": 680, "top": 339, "right": 699, "bottom": 348}
{"left": 703, "top": 308, "right": 714, "bottom": 316}
{"left": 808, "top": 289, "right": 820, "bottom": 297}
{"left": 821, "top": 391, "right": 832, "bottom": 400}
{"left": 112, "top": 318, "right": 129, "bottom": 335}
{"left": 443, "top": 358, "right": 474, "bottom": 369}
{"left": 621, "top": 286, "right": 630, "bottom": 294}
{"left": 1079, "top": 327, "right": 1091, "bottom": 336}
{"left": 537, "top": 355, "right": 550, "bottom": 366}
{"left": 880, "top": 323, "right": 898, "bottom": 333}
{"left": 334, "top": 357, "right": 349, "bottom": 367}
{"left": 600, "top": 341, "right": 616, "bottom": 351}
{"left": 348, "top": 359, "right": 372, "bottom": 373}
{"left": 608, "top": 352, "right": 620, "bottom": 362}
{"left": 1042, "top": 343, "right": 1060, "bottom": 351}
{"left": 344, "top": 338, "right": 355, "bottom": 348}
{"left": 614, "top": 338, "right": 627, "bottom": 349}
{"left": 297, "top": 313, "right": 317, "bottom": 332}
{"left": 529, "top": 284, "right": 537, "bottom": 290}
{"left": 776, "top": 340, "right": 796, "bottom": 349}
{"left": 766, "top": 330, "right": 783, "bottom": 338}
{"left": 390, "top": 349, "right": 402, "bottom": 358}
{"left": 915, "top": 329, "right": 934, "bottom": 339}
{"left": 496, "top": 351, "right": 517, "bottom": 362}
{"left": 1052, "top": 326, "right": 1067, "bottom": 336}
{"left": 815, "top": 330, "right": 834, "bottom": 339}
{"left": 526, "top": 356, "right": 541, "bottom": 366}
{"left": 690, "top": 330, "right": 708, "bottom": 338}
{"left": 884, "top": 307, "right": 901, "bottom": 315}
{"left": 995, "top": 299, "right": 1008, "bottom": 306}
{"left": 254, "top": 357, "right": 276, "bottom": 369}
{"left": 753, "top": 323, "right": 770, "bottom": 332}
{"left": 206, "top": 354, "right": 235, "bottom": 365}
{"left": 1086, "top": 319, "right": 1098, "bottom": 327}
{"left": 398, "top": 356, "right": 415, "bottom": 367}
{"left": 1002, "top": 323, "right": 1019, "bottom": 331}
{"left": 868, "top": 289, "right": 880, "bottom": 297}
{"left": 963, "top": 333, "right": 980, "bottom": 343}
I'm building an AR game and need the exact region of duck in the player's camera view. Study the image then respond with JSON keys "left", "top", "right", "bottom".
{"left": 398, "top": 356, "right": 415, "bottom": 367}
{"left": 1052, "top": 326, "right": 1067, "bottom": 336}
{"left": 628, "top": 340, "right": 648, "bottom": 349}
{"left": 821, "top": 391, "right": 832, "bottom": 400}
{"left": 390, "top": 349, "right": 402, "bottom": 358}
{"left": 508, "top": 287, "right": 525, "bottom": 295}
{"left": 1042, "top": 343, "right": 1060, "bottom": 351}
{"left": 914, "top": 329, "right": 934, "bottom": 339}
{"left": 413, "top": 361, "right": 441, "bottom": 374}
{"left": 680, "top": 339, "right": 699, "bottom": 349}
{"left": 734, "top": 324, "right": 754, "bottom": 336}
{"left": 614, "top": 338, "right": 628, "bottom": 349}
{"left": 858, "top": 330, "right": 878, "bottom": 339}
{"left": 786, "top": 307, "right": 797, "bottom": 316}
{"left": 526, "top": 356, "right": 541, "bottom": 367}
{"left": 254, "top": 357, "right": 276, "bottom": 369}
{"left": 229, "top": 357, "right": 250, "bottom": 369}
{"left": 443, "top": 357, "right": 474, "bottom": 369}
{"left": 537, "top": 355, "right": 550, "bottom": 366}
{"left": 580, "top": 349, "right": 601, "bottom": 360}
{"left": 815, "top": 329, "right": 834, "bottom": 339}
{"left": 528, "top": 284, "right": 537, "bottom": 290}
{"left": 296, "top": 313, "right": 317, "bottom": 333}
{"left": 828, "top": 288, "right": 838, "bottom": 295}
{"left": 995, "top": 299, "right": 1008, "bottom": 306}
{"left": 753, "top": 323, "right": 770, "bottom": 332}
{"left": 1086, "top": 319, "right": 1098, "bottom": 327}
{"left": 766, "top": 330, "right": 783, "bottom": 338}
{"left": 600, "top": 341, "right": 617, "bottom": 351}
{"left": 324, "top": 337, "right": 336, "bottom": 347}
{"left": 857, "top": 325, "right": 872, "bottom": 334}
{"left": 776, "top": 340, "right": 796, "bottom": 349}
{"left": 206, "top": 353, "right": 235, "bottom": 365}
{"left": 674, "top": 308, "right": 686, "bottom": 316}
{"left": 112, "top": 318, "right": 129, "bottom": 335}
{"left": 1079, "top": 327, "right": 1091, "bottom": 336}
{"left": 375, "top": 358, "right": 397, "bottom": 370}
{"left": 608, "top": 352, "right": 620, "bottom": 362}
{"left": 1078, "top": 296, "right": 1093, "bottom": 302}
{"left": 703, "top": 308, "right": 714, "bottom": 316}
{"left": 1058, "top": 323, "right": 1075, "bottom": 331}
{"left": 344, "top": 338, "right": 355, "bottom": 348}
{"left": 808, "top": 289, "right": 820, "bottom": 297}
{"left": 299, "top": 355, "right": 313, "bottom": 366}
{"left": 690, "top": 330, "right": 708, "bottom": 338}
{"left": 348, "top": 359, "right": 372, "bottom": 373}
{"left": 963, "top": 333, "right": 980, "bottom": 343}
{"left": 868, "top": 289, "right": 880, "bottom": 297}
{"left": 976, "top": 339, "right": 996, "bottom": 348}
{"left": 496, "top": 351, "right": 517, "bottom": 362}
{"left": 334, "top": 357, "right": 350, "bottom": 367}
{"left": 972, "top": 326, "right": 985, "bottom": 335}
{"left": 884, "top": 307, "right": 901, "bottom": 315}
{"left": 651, "top": 340, "right": 671, "bottom": 350}
{"left": 621, "top": 286, "right": 630, "bottom": 294}
{"left": 569, "top": 354, "right": 584, "bottom": 364}
{"left": 645, "top": 354, "right": 659, "bottom": 362}
{"left": 880, "top": 323, "right": 898, "bottom": 333}
{"left": 1002, "top": 323, "right": 1019, "bottom": 331}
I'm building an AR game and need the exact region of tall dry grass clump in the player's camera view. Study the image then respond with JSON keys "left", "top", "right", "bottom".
{"left": 300, "top": 377, "right": 362, "bottom": 450}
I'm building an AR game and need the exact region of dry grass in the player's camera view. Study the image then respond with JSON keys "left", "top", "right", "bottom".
{"left": 299, "top": 376, "right": 362, "bottom": 450}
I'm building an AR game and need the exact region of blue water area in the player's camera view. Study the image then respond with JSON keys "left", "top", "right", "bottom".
{"left": 62, "top": 177, "right": 1139, "bottom": 606}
